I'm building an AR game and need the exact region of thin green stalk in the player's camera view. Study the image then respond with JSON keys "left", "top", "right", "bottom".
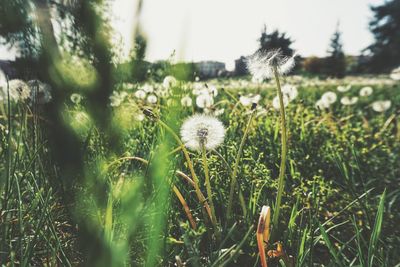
{"left": 227, "top": 108, "right": 256, "bottom": 220}
{"left": 157, "top": 119, "right": 213, "bottom": 222}
{"left": 201, "top": 144, "right": 218, "bottom": 229}
{"left": 271, "top": 65, "right": 288, "bottom": 229}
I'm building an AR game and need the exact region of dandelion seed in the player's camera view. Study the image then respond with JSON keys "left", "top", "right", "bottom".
{"left": 246, "top": 49, "right": 296, "bottom": 80}
{"left": 180, "top": 114, "right": 225, "bottom": 151}
{"left": 146, "top": 94, "right": 157, "bottom": 104}
{"left": 321, "top": 91, "right": 337, "bottom": 104}
{"left": 27, "top": 80, "right": 52, "bottom": 104}
{"left": 70, "top": 93, "right": 83, "bottom": 104}
{"left": 372, "top": 100, "right": 391, "bottom": 112}
{"left": 359, "top": 86, "right": 373, "bottom": 97}
{"left": 340, "top": 96, "right": 358, "bottom": 106}
{"left": 181, "top": 96, "right": 192, "bottom": 107}
{"left": 163, "top": 75, "right": 177, "bottom": 89}
{"left": 134, "top": 89, "right": 146, "bottom": 99}
{"left": 272, "top": 94, "right": 289, "bottom": 111}
{"left": 196, "top": 94, "right": 214, "bottom": 109}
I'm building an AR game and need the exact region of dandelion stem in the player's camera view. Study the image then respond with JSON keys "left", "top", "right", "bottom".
{"left": 157, "top": 119, "right": 213, "bottom": 222}
{"left": 227, "top": 108, "right": 256, "bottom": 221}
{"left": 271, "top": 65, "right": 288, "bottom": 230}
{"left": 201, "top": 144, "right": 218, "bottom": 230}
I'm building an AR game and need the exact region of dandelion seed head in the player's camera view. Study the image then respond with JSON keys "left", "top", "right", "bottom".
{"left": 196, "top": 94, "right": 214, "bottom": 109}
{"left": 321, "top": 91, "right": 337, "bottom": 104}
{"left": 282, "top": 84, "right": 298, "bottom": 101}
{"left": 315, "top": 98, "right": 330, "bottom": 110}
{"left": 246, "top": 49, "right": 296, "bottom": 80}
{"left": 272, "top": 94, "right": 289, "bottom": 111}
{"left": 4, "top": 79, "right": 30, "bottom": 101}
{"left": 146, "top": 94, "right": 157, "bottom": 104}
{"left": 181, "top": 95, "right": 192, "bottom": 107}
{"left": 372, "top": 100, "right": 391, "bottom": 112}
{"left": 134, "top": 89, "right": 146, "bottom": 99}
{"left": 163, "top": 75, "right": 177, "bottom": 89}
{"left": 337, "top": 85, "right": 351, "bottom": 92}
{"left": 27, "top": 80, "right": 52, "bottom": 104}
{"left": 359, "top": 86, "right": 373, "bottom": 97}
{"left": 180, "top": 114, "right": 225, "bottom": 151}
{"left": 340, "top": 96, "right": 358, "bottom": 106}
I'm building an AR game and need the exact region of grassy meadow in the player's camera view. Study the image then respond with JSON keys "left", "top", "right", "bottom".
{"left": 0, "top": 73, "right": 399, "bottom": 266}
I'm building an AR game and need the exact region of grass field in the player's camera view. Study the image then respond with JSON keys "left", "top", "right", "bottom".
{"left": 0, "top": 73, "right": 399, "bottom": 266}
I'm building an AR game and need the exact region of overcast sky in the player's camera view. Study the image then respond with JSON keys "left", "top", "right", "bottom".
{"left": 0, "top": 0, "right": 385, "bottom": 70}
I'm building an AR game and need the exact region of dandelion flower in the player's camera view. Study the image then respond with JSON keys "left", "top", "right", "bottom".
{"left": 181, "top": 95, "right": 192, "bottom": 107}
{"left": 340, "top": 96, "right": 358, "bottom": 106}
{"left": 337, "top": 85, "right": 351, "bottom": 92}
{"left": 321, "top": 91, "right": 337, "bottom": 104}
{"left": 272, "top": 94, "right": 289, "bottom": 111}
{"left": 70, "top": 93, "right": 83, "bottom": 104}
{"left": 282, "top": 84, "right": 298, "bottom": 101}
{"left": 359, "top": 86, "right": 373, "bottom": 97}
{"left": 4, "top": 79, "right": 30, "bottom": 101}
{"left": 146, "top": 94, "right": 157, "bottom": 104}
{"left": 315, "top": 98, "right": 331, "bottom": 110}
{"left": 246, "top": 49, "right": 296, "bottom": 80}
{"left": 27, "top": 80, "right": 52, "bottom": 104}
{"left": 372, "top": 100, "right": 391, "bottom": 112}
{"left": 134, "top": 89, "right": 146, "bottom": 99}
{"left": 163, "top": 75, "right": 177, "bottom": 89}
{"left": 196, "top": 94, "right": 214, "bottom": 109}
{"left": 180, "top": 114, "right": 225, "bottom": 151}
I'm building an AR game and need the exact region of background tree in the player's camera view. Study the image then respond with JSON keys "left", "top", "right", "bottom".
{"left": 365, "top": 0, "right": 400, "bottom": 72}
{"left": 325, "top": 23, "right": 346, "bottom": 78}
{"left": 258, "top": 25, "right": 294, "bottom": 56}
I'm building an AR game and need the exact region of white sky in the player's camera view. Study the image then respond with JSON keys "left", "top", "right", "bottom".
{"left": 0, "top": 0, "right": 385, "bottom": 70}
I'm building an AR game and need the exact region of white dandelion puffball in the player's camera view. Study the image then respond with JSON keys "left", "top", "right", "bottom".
{"left": 142, "top": 84, "right": 154, "bottom": 93}
{"left": 246, "top": 49, "right": 296, "bottom": 80}
{"left": 70, "top": 93, "right": 83, "bottom": 104}
{"left": 134, "top": 89, "right": 146, "bottom": 99}
{"left": 272, "top": 94, "right": 289, "bottom": 111}
{"left": 4, "top": 79, "right": 30, "bottom": 101}
{"left": 372, "top": 100, "right": 391, "bottom": 112}
{"left": 239, "top": 96, "right": 252, "bottom": 106}
{"left": 27, "top": 80, "right": 52, "bottom": 104}
{"left": 208, "top": 85, "right": 218, "bottom": 97}
{"left": 146, "top": 94, "right": 157, "bottom": 104}
{"left": 213, "top": 108, "right": 225, "bottom": 116}
{"left": 340, "top": 96, "right": 358, "bottom": 106}
{"left": 315, "top": 98, "right": 330, "bottom": 110}
{"left": 181, "top": 96, "right": 192, "bottom": 107}
{"left": 282, "top": 84, "right": 298, "bottom": 101}
{"left": 337, "top": 85, "right": 351, "bottom": 92}
{"left": 390, "top": 66, "right": 400, "bottom": 80}
{"left": 163, "top": 75, "right": 177, "bottom": 89}
{"left": 321, "top": 91, "right": 337, "bottom": 104}
{"left": 359, "top": 86, "right": 373, "bottom": 97}
{"left": 180, "top": 114, "right": 225, "bottom": 151}
{"left": 196, "top": 94, "right": 214, "bottom": 109}
{"left": 109, "top": 91, "right": 127, "bottom": 107}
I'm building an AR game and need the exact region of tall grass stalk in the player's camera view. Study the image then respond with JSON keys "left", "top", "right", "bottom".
{"left": 227, "top": 106, "right": 256, "bottom": 221}
{"left": 201, "top": 144, "right": 218, "bottom": 230}
{"left": 271, "top": 65, "right": 288, "bottom": 229}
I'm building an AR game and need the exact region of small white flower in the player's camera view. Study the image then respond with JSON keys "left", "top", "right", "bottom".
{"left": 321, "top": 91, "right": 337, "bottom": 104}
{"left": 337, "top": 85, "right": 351, "bottom": 92}
{"left": 246, "top": 49, "right": 296, "bottom": 80}
{"left": 134, "top": 90, "right": 146, "bottom": 99}
{"left": 372, "top": 100, "right": 391, "bottom": 112}
{"left": 70, "top": 93, "right": 83, "bottom": 104}
{"left": 146, "top": 94, "right": 157, "bottom": 104}
{"left": 163, "top": 75, "right": 177, "bottom": 89}
{"left": 340, "top": 96, "right": 358, "bottom": 106}
{"left": 180, "top": 114, "right": 225, "bottom": 151}
{"left": 359, "top": 86, "right": 373, "bottom": 97}
{"left": 181, "top": 96, "right": 192, "bottom": 107}
{"left": 196, "top": 94, "right": 214, "bottom": 109}
{"left": 272, "top": 94, "right": 289, "bottom": 111}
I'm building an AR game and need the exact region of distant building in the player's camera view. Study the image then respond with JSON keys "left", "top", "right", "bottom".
{"left": 234, "top": 56, "right": 248, "bottom": 76}
{"left": 195, "top": 61, "right": 226, "bottom": 78}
